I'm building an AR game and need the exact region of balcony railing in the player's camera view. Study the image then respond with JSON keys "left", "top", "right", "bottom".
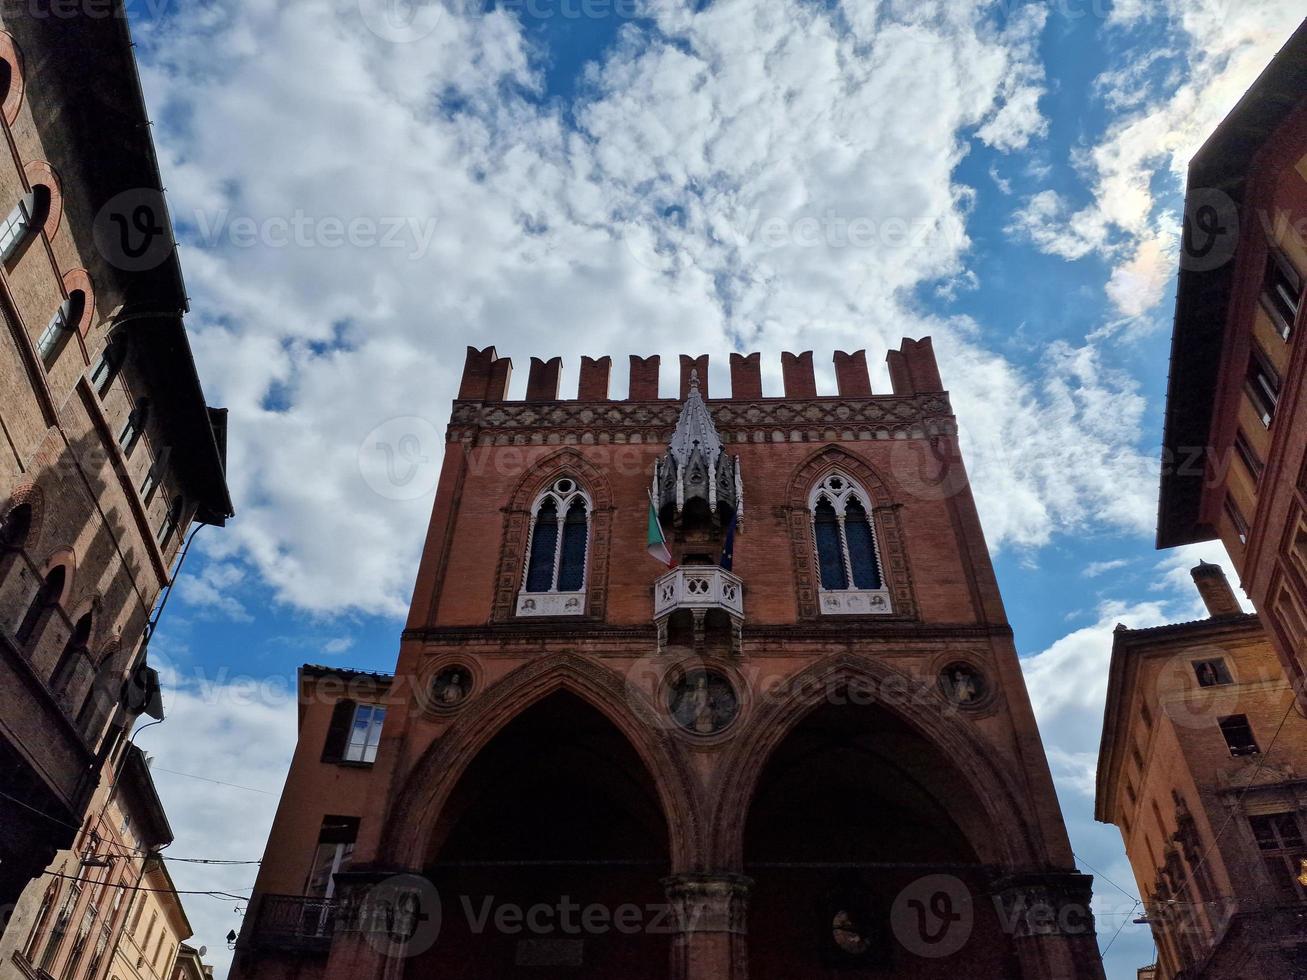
{"left": 248, "top": 894, "right": 337, "bottom": 953}
{"left": 654, "top": 566, "right": 743, "bottom": 619}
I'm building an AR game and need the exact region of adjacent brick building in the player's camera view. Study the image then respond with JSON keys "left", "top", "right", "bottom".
{"left": 0, "top": 6, "right": 231, "bottom": 919}
{"left": 235, "top": 341, "right": 1104, "bottom": 979}
{"left": 1096, "top": 562, "right": 1307, "bottom": 977}
{"left": 1158, "top": 18, "right": 1307, "bottom": 702}
{"left": 0, "top": 743, "right": 188, "bottom": 980}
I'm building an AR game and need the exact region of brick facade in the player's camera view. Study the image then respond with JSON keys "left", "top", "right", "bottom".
{"left": 0, "top": 7, "right": 231, "bottom": 923}
{"left": 236, "top": 341, "right": 1104, "bottom": 979}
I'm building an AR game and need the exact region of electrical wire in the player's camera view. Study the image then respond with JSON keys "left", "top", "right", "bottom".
{"left": 0, "top": 788, "right": 259, "bottom": 865}
{"left": 1099, "top": 899, "right": 1141, "bottom": 960}
{"left": 40, "top": 870, "right": 250, "bottom": 902}
{"left": 1072, "top": 850, "right": 1140, "bottom": 903}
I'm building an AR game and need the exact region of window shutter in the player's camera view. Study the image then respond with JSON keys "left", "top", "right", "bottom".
{"left": 322, "top": 699, "right": 355, "bottom": 763}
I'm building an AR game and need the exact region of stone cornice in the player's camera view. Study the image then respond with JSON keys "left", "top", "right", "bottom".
{"left": 447, "top": 393, "right": 955, "bottom": 442}
{"left": 400, "top": 621, "right": 1011, "bottom": 646}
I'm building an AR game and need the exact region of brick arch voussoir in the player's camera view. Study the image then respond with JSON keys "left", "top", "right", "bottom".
{"left": 382, "top": 652, "right": 701, "bottom": 872}
{"left": 786, "top": 445, "right": 895, "bottom": 511}
{"left": 493, "top": 447, "right": 615, "bottom": 621}
{"left": 709, "top": 653, "right": 1041, "bottom": 871}
{"left": 37, "top": 545, "right": 77, "bottom": 606}
{"left": 2, "top": 483, "right": 44, "bottom": 549}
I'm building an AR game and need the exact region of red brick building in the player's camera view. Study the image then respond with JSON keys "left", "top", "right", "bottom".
{"left": 1096, "top": 562, "right": 1307, "bottom": 978}
{"left": 1158, "top": 19, "right": 1307, "bottom": 701}
{"left": 0, "top": 6, "right": 231, "bottom": 920}
{"left": 235, "top": 341, "right": 1103, "bottom": 979}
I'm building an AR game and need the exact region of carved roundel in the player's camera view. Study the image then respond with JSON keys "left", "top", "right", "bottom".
{"left": 666, "top": 667, "right": 740, "bottom": 737}
{"left": 937, "top": 661, "right": 990, "bottom": 710}
{"left": 429, "top": 664, "right": 475, "bottom": 712}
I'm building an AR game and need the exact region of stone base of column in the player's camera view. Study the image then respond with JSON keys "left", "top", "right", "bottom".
{"left": 663, "top": 872, "right": 752, "bottom": 980}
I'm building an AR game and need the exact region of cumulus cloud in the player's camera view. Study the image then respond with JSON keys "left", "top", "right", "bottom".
{"left": 1010, "top": 1, "right": 1304, "bottom": 320}
{"left": 144, "top": 652, "right": 300, "bottom": 977}
{"left": 126, "top": 0, "right": 1173, "bottom": 617}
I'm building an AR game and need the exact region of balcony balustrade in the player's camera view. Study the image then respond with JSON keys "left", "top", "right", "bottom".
{"left": 654, "top": 566, "right": 743, "bottom": 619}
{"left": 247, "top": 894, "right": 337, "bottom": 953}
{"left": 653, "top": 566, "right": 744, "bottom": 655}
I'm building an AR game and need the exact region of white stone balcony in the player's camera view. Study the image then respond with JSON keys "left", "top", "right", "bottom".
{"left": 654, "top": 566, "right": 744, "bottom": 619}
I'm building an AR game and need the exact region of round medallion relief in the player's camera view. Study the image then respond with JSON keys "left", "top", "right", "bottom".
{"left": 666, "top": 668, "right": 739, "bottom": 736}
{"left": 430, "top": 665, "right": 474, "bottom": 711}
{"left": 937, "top": 661, "right": 988, "bottom": 708}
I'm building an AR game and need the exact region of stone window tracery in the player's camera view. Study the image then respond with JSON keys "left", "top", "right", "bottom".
{"left": 808, "top": 472, "right": 891, "bottom": 615}
{"left": 517, "top": 477, "right": 590, "bottom": 617}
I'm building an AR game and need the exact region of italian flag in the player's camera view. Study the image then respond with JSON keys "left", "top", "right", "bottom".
{"left": 647, "top": 497, "right": 676, "bottom": 568}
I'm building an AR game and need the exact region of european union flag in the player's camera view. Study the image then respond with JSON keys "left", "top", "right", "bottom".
{"left": 720, "top": 512, "right": 738, "bottom": 571}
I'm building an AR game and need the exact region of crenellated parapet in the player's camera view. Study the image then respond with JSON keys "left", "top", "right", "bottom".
{"left": 454, "top": 339, "right": 946, "bottom": 403}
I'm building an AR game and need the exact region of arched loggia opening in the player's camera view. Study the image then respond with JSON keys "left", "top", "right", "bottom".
{"left": 407, "top": 692, "right": 672, "bottom": 979}
{"left": 744, "top": 701, "right": 1021, "bottom": 979}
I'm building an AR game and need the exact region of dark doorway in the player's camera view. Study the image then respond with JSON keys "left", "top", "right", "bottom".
{"left": 744, "top": 702, "right": 1019, "bottom": 978}
{"left": 409, "top": 692, "right": 672, "bottom": 979}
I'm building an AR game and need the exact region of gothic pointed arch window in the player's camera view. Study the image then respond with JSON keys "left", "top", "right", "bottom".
{"left": 809, "top": 472, "right": 891, "bottom": 615}
{"left": 17, "top": 563, "right": 64, "bottom": 647}
{"left": 517, "top": 477, "right": 590, "bottom": 617}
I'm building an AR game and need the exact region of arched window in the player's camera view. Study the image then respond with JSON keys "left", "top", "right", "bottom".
{"left": 1, "top": 502, "right": 31, "bottom": 550}
{"left": 17, "top": 564, "right": 64, "bottom": 646}
{"left": 36, "top": 288, "right": 83, "bottom": 368}
{"left": 517, "top": 477, "right": 590, "bottom": 616}
{"left": 90, "top": 333, "right": 128, "bottom": 397}
{"left": 51, "top": 611, "right": 91, "bottom": 693}
{"left": 0, "top": 184, "right": 47, "bottom": 263}
{"left": 21, "top": 883, "right": 58, "bottom": 963}
{"left": 809, "top": 472, "right": 885, "bottom": 606}
{"left": 119, "top": 397, "right": 150, "bottom": 458}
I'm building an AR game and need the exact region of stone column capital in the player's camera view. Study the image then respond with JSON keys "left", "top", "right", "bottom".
{"left": 662, "top": 872, "right": 753, "bottom": 936}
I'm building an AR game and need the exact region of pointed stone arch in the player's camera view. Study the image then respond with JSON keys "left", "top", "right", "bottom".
{"left": 491, "top": 448, "right": 614, "bottom": 621}
{"left": 382, "top": 652, "right": 702, "bottom": 871}
{"left": 708, "top": 653, "right": 1046, "bottom": 871}
{"left": 786, "top": 446, "right": 916, "bottom": 619}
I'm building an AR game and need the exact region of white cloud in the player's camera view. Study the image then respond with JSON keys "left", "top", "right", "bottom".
{"left": 1011, "top": 1, "right": 1304, "bottom": 318}
{"left": 141, "top": 655, "right": 299, "bottom": 978}
{"left": 1084, "top": 558, "right": 1130, "bottom": 578}
{"left": 128, "top": 0, "right": 1172, "bottom": 617}
{"left": 174, "top": 562, "right": 253, "bottom": 623}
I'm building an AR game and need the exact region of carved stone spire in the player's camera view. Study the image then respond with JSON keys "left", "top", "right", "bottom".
{"left": 656, "top": 370, "right": 739, "bottom": 527}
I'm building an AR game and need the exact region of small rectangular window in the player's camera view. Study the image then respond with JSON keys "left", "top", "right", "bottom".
{"left": 1218, "top": 714, "right": 1259, "bottom": 756}
{"left": 1262, "top": 249, "right": 1303, "bottom": 340}
{"left": 345, "top": 704, "right": 386, "bottom": 763}
{"left": 1225, "top": 495, "right": 1249, "bottom": 545}
{"left": 1246, "top": 346, "right": 1281, "bottom": 427}
{"left": 1192, "top": 658, "right": 1233, "bottom": 687}
{"left": 139, "top": 466, "right": 159, "bottom": 505}
{"left": 1233, "top": 429, "right": 1264, "bottom": 482}
{"left": 306, "top": 815, "right": 359, "bottom": 898}
{"left": 0, "top": 198, "right": 31, "bottom": 260}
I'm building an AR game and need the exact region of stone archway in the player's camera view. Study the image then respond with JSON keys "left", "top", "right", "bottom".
{"left": 383, "top": 653, "right": 702, "bottom": 874}
{"left": 742, "top": 700, "right": 1022, "bottom": 978}
{"left": 401, "top": 690, "right": 675, "bottom": 979}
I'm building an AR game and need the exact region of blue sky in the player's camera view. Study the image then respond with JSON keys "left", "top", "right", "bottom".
{"left": 114, "top": 1, "right": 1304, "bottom": 975}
